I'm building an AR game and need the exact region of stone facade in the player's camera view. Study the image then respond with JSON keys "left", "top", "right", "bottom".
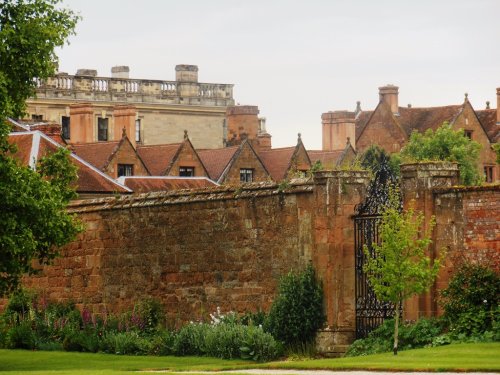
{"left": 27, "top": 65, "right": 234, "bottom": 149}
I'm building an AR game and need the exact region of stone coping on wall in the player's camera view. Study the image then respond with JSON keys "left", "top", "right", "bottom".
{"left": 68, "top": 180, "right": 315, "bottom": 213}
{"left": 432, "top": 183, "right": 500, "bottom": 195}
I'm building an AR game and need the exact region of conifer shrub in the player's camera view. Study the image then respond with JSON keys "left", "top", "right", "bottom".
{"left": 265, "top": 264, "right": 324, "bottom": 347}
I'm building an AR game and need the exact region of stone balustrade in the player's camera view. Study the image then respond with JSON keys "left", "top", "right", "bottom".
{"left": 34, "top": 73, "right": 234, "bottom": 106}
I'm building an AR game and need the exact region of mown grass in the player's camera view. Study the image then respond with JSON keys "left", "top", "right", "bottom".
{"left": 0, "top": 342, "right": 499, "bottom": 374}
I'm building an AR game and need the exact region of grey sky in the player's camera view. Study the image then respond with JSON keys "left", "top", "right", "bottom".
{"left": 56, "top": 0, "right": 500, "bottom": 149}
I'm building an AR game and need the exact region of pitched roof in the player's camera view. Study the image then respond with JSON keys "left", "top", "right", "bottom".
{"left": 137, "top": 143, "right": 182, "bottom": 176}
{"left": 258, "top": 146, "right": 296, "bottom": 181}
{"left": 8, "top": 118, "right": 66, "bottom": 145}
{"left": 197, "top": 146, "right": 239, "bottom": 181}
{"left": 308, "top": 149, "right": 345, "bottom": 166}
{"left": 476, "top": 109, "right": 499, "bottom": 143}
{"left": 71, "top": 141, "right": 121, "bottom": 170}
{"left": 397, "top": 105, "right": 462, "bottom": 135}
{"left": 8, "top": 131, "right": 131, "bottom": 194}
{"left": 118, "top": 176, "right": 218, "bottom": 193}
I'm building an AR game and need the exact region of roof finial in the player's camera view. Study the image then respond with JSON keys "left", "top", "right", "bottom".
{"left": 486, "top": 101, "right": 490, "bottom": 109}
{"left": 464, "top": 92, "right": 468, "bottom": 101}
{"left": 355, "top": 101, "right": 362, "bottom": 115}
{"left": 346, "top": 136, "right": 351, "bottom": 145}
{"left": 122, "top": 127, "right": 127, "bottom": 137}
{"left": 184, "top": 129, "right": 188, "bottom": 140}
{"left": 408, "top": 103, "right": 412, "bottom": 108}
{"left": 297, "top": 132, "right": 301, "bottom": 142}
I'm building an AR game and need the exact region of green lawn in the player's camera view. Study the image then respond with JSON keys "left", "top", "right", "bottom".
{"left": 0, "top": 342, "right": 499, "bottom": 374}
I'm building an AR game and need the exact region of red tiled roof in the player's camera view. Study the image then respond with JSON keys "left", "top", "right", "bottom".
{"left": 308, "top": 150, "right": 344, "bottom": 166}
{"left": 476, "top": 109, "right": 499, "bottom": 143}
{"left": 355, "top": 111, "right": 373, "bottom": 140}
{"left": 258, "top": 146, "right": 295, "bottom": 181}
{"left": 197, "top": 146, "right": 239, "bottom": 181}
{"left": 398, "top": 105, "right": 462, "bottom": 135}
{"left": 71, "top": 141, "right": 120, "bottom": 170}
{"left": 8, "top": 131, "right": 130, "bottom": 194}
{"left": 137, "top": 143, "right": 181, "bottom": 176}
{"left": 119, "top": 176, "right": 218, "bottom": 193}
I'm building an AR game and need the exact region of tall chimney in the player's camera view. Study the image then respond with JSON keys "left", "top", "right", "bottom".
{"left": 111, "top": 66, "right": 130, "bottom": 79}
{"left": 226, "top": 105, "right": 260, "bottom": 146}
{"left": 113, "top": 105, "right": 137, "bottom": 147}
{"left": 321, "top": 110, "right": 356, "bottom": 151}
{"left": 175, "top": 64, "right": 198, "bottom": 83}
{"left": 497, "top": 87, "right": 500, "bottom": 124}
{"left": 379, "top": 84, "right": 399, "bottom": 115}
{"left": 69, "top": 103, "right": 94, "bottom": 144}
{"left": 256, "top": 117, "right": 272, "bottom": 151}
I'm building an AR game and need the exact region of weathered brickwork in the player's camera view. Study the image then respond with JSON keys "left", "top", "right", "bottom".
{"left": 5, "top": 163, "right": 498, "bottom": 356}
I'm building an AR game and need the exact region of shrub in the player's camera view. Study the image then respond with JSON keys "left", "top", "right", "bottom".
{"left": 173, "top": 323, "right": 209, "bottom": 356}
{"left": 101, "top": 331, "right": 150, "bottom": 355}
{"left": 265, "top": 264, "right": 324, "bottom": 347}
{"left": 5, "top": 321, "right": 37, "bottom": 349}
{"left": 346, "top": 318, "right": 444, "bottom": 356}
{"left": 148, "top": 329, "right": 175, "bottom": 356}
{"left": 441, "top": 263, "right": 500, "bottom": 336}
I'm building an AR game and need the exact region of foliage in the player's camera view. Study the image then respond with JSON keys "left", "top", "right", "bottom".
{"left": 0, "top": 121, "right": 83, "bottom": 296}
{"left": 493, "top": 143, "right": 500, "bottom": 164}
{"left": 359, "top": 144, "right": 401, "bottom": 178}
{"left": 0, "top": 0, "right": 79, "bottom": 119}
{"left": 440, "top": 263, "right": 500, "bottom": 337}
{"left": 363, "top": 189, "right": 442, "bottom": 354}
{"left": 400, "top": 122, "right": 482, "bottom": 185}
{"left": 346, "top": 318, "right": 444, "bottom": 356}
{"left": 265, "top": 264, "right": 324, "bottom": 347}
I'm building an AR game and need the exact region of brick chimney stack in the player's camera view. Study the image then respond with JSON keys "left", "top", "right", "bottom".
{"left": 69, "top": 103, "right": 94, "bottom": 144}
{"left": 497, "top": 87, "right": 500, "bottom": 124}
{"left": 321, "top": 110, "right": 356, "bottom": 151}
{"left": 257, "top": 117, "right": 272, "bottom": 151}
{"left": 226, "top": 105, "right": 260, "bottom": 146}
{"left": 379, "top": 84, "right": 399, "bottom": 115}
{"left": 113, "top": 105, "right": 137, "bottom": 147}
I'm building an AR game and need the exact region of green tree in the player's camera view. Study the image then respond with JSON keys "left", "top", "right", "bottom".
{"left": 0, "top": 0, "right": 81, "bottom": 296}
{"left": 359, "top": 144, "right": 401, "bottom": 178}
{"left": 363, "top": 190, "right": 442, "bottom": 355}
{"left": 0, "top": 0, "right": 79, "bottom": 119}
{"left": 0, "top": 121, "right": 82, "bottom": 296}
{"left": 400, "top": 123, "right": 482, "bottom": 185}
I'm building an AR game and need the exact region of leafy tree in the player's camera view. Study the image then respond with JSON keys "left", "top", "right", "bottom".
{"left": 0, "top": 0, "right": 79, "bottom": 119}
{"left": 0, "top": 121, "right": 82, "bottom": 296}
{"left": 359, "top": 144, "right": 401, "bottom": 178}
{"left": 493, "top": 144, "right": 500, "bottom": 164}
{"left": 363, "top": 190, "right": 442, "bottom": 355}
{"left": 400, "top": 123, "right": 482, "bottom": 185}
{"left": 265, "top": 264, "right": 324, "bottom": 347}
{"left": 0, "top": 0, "right": 81, "bottom": 296}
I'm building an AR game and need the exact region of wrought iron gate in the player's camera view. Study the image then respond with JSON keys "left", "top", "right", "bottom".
{"left": 353, "top": 154, "right": 400, "bottom": 339}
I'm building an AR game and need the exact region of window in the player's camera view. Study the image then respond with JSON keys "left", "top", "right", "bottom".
{"left": 61, "top": 116, "right": 70, "bottom": 140}
{"left": 179, "top": 167, "right": 194, "bottom": 177}
{"left": 464, "top": 130, "right": 473, "bottom": 140}
{"left": 118, "top": 164, "right": 133, "bottom": 177}
{"left": 135, "top": 119, "right": 141, "bottom": 143}
{"left": 98, "top": 117, "right": 108, "bottom": 141}
{"left": 31, "top": 114, "right": 43, "bottom": 121}
{"left": 240, "top": 168, "right": 253, "bottom": 183}
{"left": 484, "top": 166, "right": 494, "bottom": 183}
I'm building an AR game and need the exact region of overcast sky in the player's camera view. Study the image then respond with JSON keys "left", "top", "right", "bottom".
{"left": 56, "top": 0, "right": 500, "bottom": 149}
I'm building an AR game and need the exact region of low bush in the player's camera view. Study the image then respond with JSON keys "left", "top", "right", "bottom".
{"left": 346, "top": 318, "right": 444, "bottom": 356}
{"left": 441, "top": 263, "right": 499, "bottom": 337}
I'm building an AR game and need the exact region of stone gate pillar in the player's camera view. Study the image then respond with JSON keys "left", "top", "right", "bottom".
{"left": 401, "top": 162, "right": 459, "bottom": 320}
{"left": 312, "top": 170, "right": 369, "bottom": 357}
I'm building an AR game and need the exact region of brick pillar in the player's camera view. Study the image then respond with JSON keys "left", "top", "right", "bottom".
{"left": 312, "top": 170, "right": 370, "bottom": 357}
{"left": 69, "top": 103, "right": 94, "bottom": 144}
{"left": 112, "top": 105, "right": 136, "bottom": 146}
{"left": 401, "top": 162, "right": 459, "bottom": 320}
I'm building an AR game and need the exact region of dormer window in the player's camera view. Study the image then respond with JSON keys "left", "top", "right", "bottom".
{"left": 179, "top": 167, "right": 194, "bottom": 177}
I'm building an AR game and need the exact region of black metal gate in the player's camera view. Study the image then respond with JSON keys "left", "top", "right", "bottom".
{"left": 353, "top": 154, "right": 400, "bottom": 339}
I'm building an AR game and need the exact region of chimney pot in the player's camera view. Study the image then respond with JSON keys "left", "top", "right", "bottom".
{"left": 175, "top": 64, "right": 199, "bottom": 82}
{"left": 111, "top": 66, "right": 130, "bottom": 79}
